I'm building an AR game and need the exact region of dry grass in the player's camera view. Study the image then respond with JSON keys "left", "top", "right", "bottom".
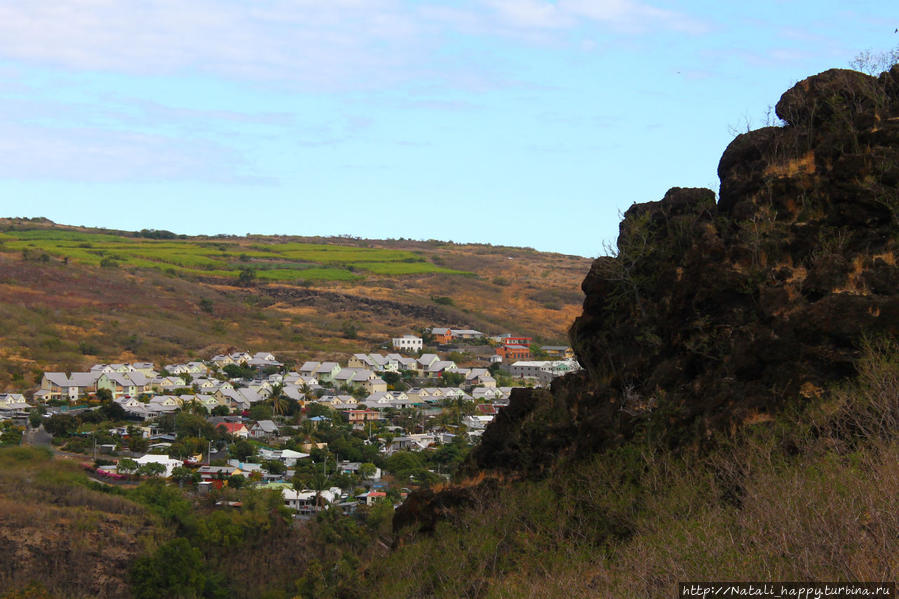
{"left": 364, "top": 342, "right": 899, "bottom": 599}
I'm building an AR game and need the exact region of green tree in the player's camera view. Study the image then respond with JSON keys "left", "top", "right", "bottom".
{"left": 263, "top": 459, "right": 286, "bottom": 475}
{"left": 230, "top": 439, "right": 256, "bottom": 462}
{"left": 171, "top": 466, "right": 200, "bottom": 486}
{"left": 130, "top": 537, "right": 206, "bottom": 599}
{"left": 117, "top": 458, "right": 139, "bottom": 474}
{"left": 137, "top": 462, "right": 167, "bottom": 477}
{"left": 249, "top": 403, "right": 272, "bottom": 421}
{"left": 359, "top": 462, "right": 377, "bottom": 480}
{"left": 237, "top": 267, "right": 256, "bottom": 286}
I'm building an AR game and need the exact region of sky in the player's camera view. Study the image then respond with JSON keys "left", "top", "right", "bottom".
{"left": 0, "top": 1, "right": 895, "bottom": 257}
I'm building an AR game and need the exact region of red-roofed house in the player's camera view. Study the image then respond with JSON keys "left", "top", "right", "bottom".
{"left": 356, "top": 490, "right": 388, "bottom": 506}
{"left": 216, "top": 422, "right": 249, "bottom": 439}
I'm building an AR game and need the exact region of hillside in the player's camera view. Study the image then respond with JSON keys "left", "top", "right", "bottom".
{"left": 0, "top": 221, "right": 591, "bottom": 391}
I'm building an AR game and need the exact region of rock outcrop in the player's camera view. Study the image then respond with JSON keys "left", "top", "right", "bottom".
{"left": 465, "top": 66, "right": 899, "bottom": 477}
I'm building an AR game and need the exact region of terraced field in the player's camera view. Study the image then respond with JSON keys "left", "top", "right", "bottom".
{"left": 0, "top": 219, "right": 592, "bottom": 391}
{"left": 0, "top": 229, "right": 469, "bottom": 282}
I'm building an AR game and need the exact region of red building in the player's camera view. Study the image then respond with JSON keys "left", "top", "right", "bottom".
{"left": 496, "top": 344, "right": 530, "bottom": 360}
{"left": 501, "top": 336, "right": 532, "bottom": 347}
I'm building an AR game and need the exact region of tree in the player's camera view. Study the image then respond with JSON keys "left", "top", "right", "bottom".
{"left": 28, "top": 408, "right": 43, "bottom": 428}
{"left": 211, "top": 405, "right": 230, "bottom": 417}
{"left": 137, "top": 462, "right": 167, "bottom": 477}
{"left": 117, "top": 458, "right": 139, "bottom": 474}
{"left": 130, "top": 537, "right": 206, "bottom": 599}
{"left": 237, "top": 267, "right": 256, "bottom": 286}
{"left": 270, "top": 384, "right": 289, "bottom": 418}
{"left": 170, "top": 466, "right": 200, "bottom": 486}
{"left": 341, "top": 320, "right": 359, "bottom": 339}
{"left": 249, "top": 404, "right": 272, "bottom": 421}
{"left": 441, "top": 372, "right": 465, "bottom": 387}
{"left": 263, "top": 459, "right": 286, "bottom": 475}
{"left": 230, "top": 439, "right": 256, "bottom": 462}
{"left": 359, "top": 462, "right": 377, "bottom": 480}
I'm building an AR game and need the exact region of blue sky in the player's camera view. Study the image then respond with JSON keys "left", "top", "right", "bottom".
{"left": 0, "top": 1, "right": 895, "bottom": 257}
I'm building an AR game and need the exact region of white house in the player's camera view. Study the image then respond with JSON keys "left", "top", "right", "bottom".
{"left": 392, "top": 335, "right": 423, "bottom": 353}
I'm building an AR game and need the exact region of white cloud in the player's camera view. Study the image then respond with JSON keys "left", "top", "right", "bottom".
{"left": 0, "top": 122, "right": 269, "bottom": 184}
{"left": 0, "top": 0, "right": 705, "bottom": 88}
{"left": 482, "top": 0, "right": 707, "bottom": 34}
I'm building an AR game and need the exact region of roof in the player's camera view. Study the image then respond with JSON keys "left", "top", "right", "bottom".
{"left": 252, "top": 420, "right": 279, "bottom": 433}
{"left": 217, "top": 422, "right": 248, "bottom": 433}
{"left": 43, "top": 372, "right": 69, "bottom": 386}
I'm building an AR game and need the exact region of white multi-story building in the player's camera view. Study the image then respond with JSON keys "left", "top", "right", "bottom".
{"left": 391, "top": 335, "right": 423, "bottom": 353}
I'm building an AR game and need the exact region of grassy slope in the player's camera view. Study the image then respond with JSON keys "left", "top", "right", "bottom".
{"left": 0, "top": 219, "right": 592, "bottom": 391}
{"left": 0, "top": 448, "right": 160, "bottom": 598}
{"left": 361, "top": 342, "right": 899, "bottom": 598}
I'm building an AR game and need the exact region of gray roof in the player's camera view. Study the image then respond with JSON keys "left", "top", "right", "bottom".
{"left": 253, "top": 420, "right": 279, "bottom": 433}
{"left": 43, "top": 372, "right": 69, "bottom": 386}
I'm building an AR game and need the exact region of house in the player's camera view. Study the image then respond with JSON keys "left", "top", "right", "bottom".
{"left": 463, "top": 414, "right": 495, "bottom": 429}
{"left": 250, "top": 420, "right": 279, "bottom": 439}
{"left": 198, "top": 465, "right": 243, "bottom": 489}
{"left": 230, "top": 351, "right": 252, "bottom": 364}
{"left": 348, "top": 354, "right": 375, "bottom": 369}
{"left": 98, "top": 371, "right": 150, "bottom": 398}
{"left": 317, "top": 394, "right": 358, "bottom": 409}
{"left": 0, "top": 393, "right": 30, "bottom": 416}
{"left": 356, "top": 490, "right": 388, "bottom": 506}
{"left": 427, "top": 361, "right": 456, "bottom": 377}
{"left": 333, "top": 368, "right": 375, "bottom": 389}
{"left": 362, "top": 377, "right": 387, "bottom": 393}
{"left": 314, "top": 362, "right": 341, "bottom": 383}
{"left": 450, "top": 329, "right": 485, "bottom": 340}
{"left": 283, "top": 487, "right": 341, "bottom": 513}
{"left": 149, "top": 375, "right": 186, "bottom": 392}
{"left": 430, "top": 327, "right": 453, "bottom": 344}
{"left": 185, "top": 394, "right": 221, "bottom": 411}
{"left": 338, "top": 461, "right": 381, "bottom": 480}
{"left": 541, "top": 346, "right": 575, "bottom": 359}
{"left": 472, "top": 387, "right": 503, "bottom": 401}
{"left": 135, "top": 454, "right": 183, "bottom": 478}
{"left": 130, "top": 362, "right": 158, "bottom": 377}
{"left": 392, "top": 335, "right": 423, "bottom": 353}
{"left": 344, "top": 409, "right": 380, "bottom": 424}
{"left": 369, "top": 354, "right": 396, "bottom": 371}
{"left": 210, "top": 354, "right": 234, "bottom": 368}
{"left": 40, "top": 371, "right": 101, "bottom": 401}
{"left": 114, "top": 397, "right": 150, "bottom": 419}
{"left": 282, "top": 385, "right": 305, "bottom": 402}
{"left": 385, "top": 434, "right": 436, "bottom": 454}
{"left": 217, "top": 422, "right": 250, "bottom": 439}
{"left": 146, "top": 395, "right": 181, "bottom": 415}
{"left": 416, "top": 354, "right": 440, "bottom": 374}
{"left": 507, "top": 361, "right": 550, "bottom": 379}
{"left": 248, "top": 355, "right": 283, "bottom": 369}
{"left": 258, "top": 448, "right": 309, "bottom": 466}
{"left": 299, "top": 361, "right": 321, "bottom": 378}
{"left": 496, "top": 344, "right": 530, "bottom": 361}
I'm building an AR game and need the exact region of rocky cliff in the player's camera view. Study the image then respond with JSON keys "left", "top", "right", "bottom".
{"left": 465, "top": 66, "right": 899, "bottom": 478}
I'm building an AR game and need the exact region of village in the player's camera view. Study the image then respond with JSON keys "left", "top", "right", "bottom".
{"left": 0, "top": 327, "right": 580, "bottom": 516}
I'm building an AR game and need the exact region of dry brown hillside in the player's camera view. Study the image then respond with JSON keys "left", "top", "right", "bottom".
{"left": 0, "top": 220, "right": 591, "bottom": 391}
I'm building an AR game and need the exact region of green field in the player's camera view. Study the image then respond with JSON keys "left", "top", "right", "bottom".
{"left": 0, "top": 229, "right": 470, "bottom": 282}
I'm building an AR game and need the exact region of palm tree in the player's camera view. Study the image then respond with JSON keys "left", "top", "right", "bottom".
{"left": 270, "top": 384, "right": 288, "bottom": 419}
